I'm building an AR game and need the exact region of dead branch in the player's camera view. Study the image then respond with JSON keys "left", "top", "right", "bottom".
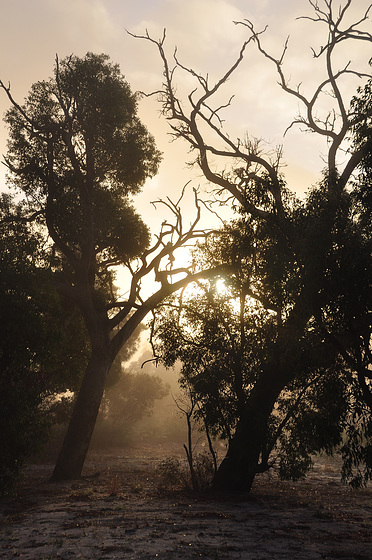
{"left": 129, "top": 28, "right": 284, "bottom": 224}
{"left": 132, "top": 0, "right": 371, "bottom": 204}
{"left": 109, "top": 185, "right": 212, "bottom": 329}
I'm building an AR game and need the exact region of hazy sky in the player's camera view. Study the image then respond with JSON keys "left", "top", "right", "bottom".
{"left": 0, "top": 0, "right": 371, "bottom": 228}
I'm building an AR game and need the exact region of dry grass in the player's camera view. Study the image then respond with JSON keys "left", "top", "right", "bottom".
{"left": 1, "top": 445, "right": 371, "bottom": 560}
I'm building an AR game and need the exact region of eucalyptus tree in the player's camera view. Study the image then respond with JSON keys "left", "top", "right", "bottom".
{"left": 0, "top": 193, "right": 89, "bottom": 493}
{"left": 153, "top": 201, "right": 371, "bottom": 488}
{"left": 135, "top": 0, "right": 372, "bottom": 491}
{"left": 1, "top": 53, "right": 218, "bottom": 481}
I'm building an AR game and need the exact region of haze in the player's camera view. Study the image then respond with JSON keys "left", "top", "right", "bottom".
{"left": 1, "top": 0, "right": 371, "bottom": 230}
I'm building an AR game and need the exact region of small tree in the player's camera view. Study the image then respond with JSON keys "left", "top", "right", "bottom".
{"left": 0, "top": 193, "right": 89, "bottom": 493}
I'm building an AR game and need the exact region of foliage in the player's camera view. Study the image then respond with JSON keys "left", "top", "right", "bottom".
{"left": 2, "top": 1, "right": 371, "bottom": 491}
{"left": 141, "top": 1, "right": 372, "bottom": 492}
{"left": 153, "top": 159, "right": 372, "bottom": 485}
{"left": 152, "top": 234, "right": 336, "bottom": 481}
{"left": 3, "top": 53, "right": 159, "bottom": 276}
{"left": 0, "top": 365, "right": 48, "bottom": 495}
{"left": 93, "top": 360, "right": 169, "bottom": 446}
{"left": 1, "top": 52, "right": 166, "bottom": 480}
{"left": 275, "top": 370, "right": 350, "bottom": 480}
{"left": 0, "top": 196, "right": 47, "bottom": 494}
{"left": 102, "top": 371, "right": 169, "bottom": 426}
{"left": 340, "top": 395, "right": 372, "bottom": 489}
{"left": 0, "top": 194, "right": 89, "bottom": 494}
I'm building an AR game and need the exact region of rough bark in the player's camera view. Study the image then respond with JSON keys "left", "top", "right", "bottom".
{"left": 51, "top": 338, "right": 112, "bottom": 481}
{"left": 212, "top": 371, "right": 283, "bottom": 493}
{"left": 213, "top": 294, "right": 316, "bottom": 493}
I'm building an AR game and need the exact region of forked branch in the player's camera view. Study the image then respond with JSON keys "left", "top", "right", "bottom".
{"left": 131, "top": 0, "right": 371, "bottom": 210}
{"left": 109, "top": 185, "right": 211, "bottom": 329}
{"left": 129, "top": 29, "right": 285, "bottom": 224}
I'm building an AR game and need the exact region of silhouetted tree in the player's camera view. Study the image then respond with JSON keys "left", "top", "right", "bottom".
{"left": 1, "top": 53, "right": 224, "bottom": 481}
{"left": 153, "top": 203, "right": 371, "bottom": 487}
{"left": 136, "top": 0, "right": 372, "bottom": 491}
{"left": 0, "top": 193, "right": 89, "bottom": 493}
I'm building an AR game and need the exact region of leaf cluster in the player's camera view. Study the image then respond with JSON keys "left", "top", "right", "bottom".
{"left": 0, "top": 194, "right": 90, "bottom": 494}
{"left": 3, "top": 53, "right": 160, "bottom": 268}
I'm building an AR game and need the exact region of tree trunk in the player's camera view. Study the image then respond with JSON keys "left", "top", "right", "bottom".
{"left": 212, "top": 371, "right": 283, "bottom": 493}
{"left": 213, "top": 413, "right": 268, "bottom": 492}
{"left": 50, "top": 298, "right": 148, "bottom": 481}
{"left": 51, "top": 342, "right": 113, "bottom": 481}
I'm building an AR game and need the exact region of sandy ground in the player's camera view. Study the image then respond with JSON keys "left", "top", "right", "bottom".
{"left": 0, "top": 443, "right": 371, "bottom": 560}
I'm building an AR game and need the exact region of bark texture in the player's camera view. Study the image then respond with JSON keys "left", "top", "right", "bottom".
{"left": 51, "top": 333, "right": 112, "bottom": 481}
{"left": 213, "top": 371, "right": 283, "bottom": 492}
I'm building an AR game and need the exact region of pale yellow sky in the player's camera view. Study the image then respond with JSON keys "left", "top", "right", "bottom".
{"left": 0, "top": 0, "right": 371, "bottom": 230}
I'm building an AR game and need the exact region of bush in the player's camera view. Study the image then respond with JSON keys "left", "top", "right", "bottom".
{"left": 157, "top": 452, "right": 215, "bottom": 493}
{"left": 0, "top": 367, "right": 50, "bottom": 495}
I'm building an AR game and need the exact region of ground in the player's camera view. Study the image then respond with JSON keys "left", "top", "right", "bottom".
{"left": 0, "top": 443, "right": 371, "bottom": 559}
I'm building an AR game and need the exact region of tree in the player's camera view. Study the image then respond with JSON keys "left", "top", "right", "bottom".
{"left": 1, "top": 53, "right": 224, "bottom": 481}
{"left": 153, "top": 209, "right": 371, "bottom": 487}
{"left": 0, "top": 193, "right": 89, "bottom": 493}
{"left": 94, "top": 360, "right": 169, "bottom": 446}
{"left": 136, "top": 0, "right": 372, "bottom": 492}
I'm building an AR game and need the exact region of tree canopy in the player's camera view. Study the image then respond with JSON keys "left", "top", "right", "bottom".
{"left": 1, "top": 52, "right": 216, "bottom": 482}
{"left": 3, "top": 53, "right": 159, "bottom": 274}
{"left": 141, "top": 0, "right": 372, "bottom": 492}
{"left": 1, "top": 52, "right": 162, "bottom": 481}
{"left": 153, "top": 178, "right": 372, "bottom": 486}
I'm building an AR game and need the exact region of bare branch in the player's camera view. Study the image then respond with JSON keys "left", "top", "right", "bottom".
{"left": 130, "top": 0, "right": 371, "bottom": 255}
{"left": 130, "top": 28, "right": 286, "bottom": 223}
{"left": 109, "top": 186, "right": 210, "bottom": 329}
{"left": 110, "top": 262, "right": 234, "bottom": 356}
{"left": 237, "top": 1, "right": 372, "bottom": 181}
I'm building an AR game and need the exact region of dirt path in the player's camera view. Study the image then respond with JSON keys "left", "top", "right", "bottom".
{"left": 1, "top": 444, "right": 371, "bottom": 559}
